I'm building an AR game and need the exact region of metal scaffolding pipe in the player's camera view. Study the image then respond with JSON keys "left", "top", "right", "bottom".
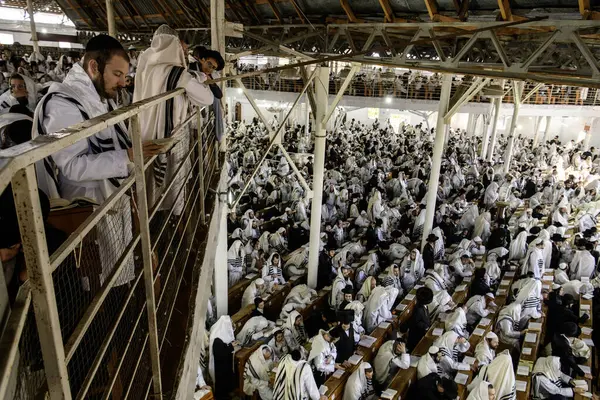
{"left": 307, "top": 66, "right": 330, "bottom": 289}
{"left": 503, "top": 81, "right": 523, "bottom": 174}
{"left": 106, "top": 0, "right": 116, "bottom": 37}
{"left": 541, "top": 116, "right": 552, "bottom": 145}
{"left": 486, "top": 96, "right": 503, "bottom": 162}
{"left": 26, "top": 0, "right": 40, "bottom": 53}
{"left": 421, "top": 73, "right": 452, "bottom": 250}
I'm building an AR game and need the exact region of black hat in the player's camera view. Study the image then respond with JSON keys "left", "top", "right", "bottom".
{"left": 85, "top": 34, "right": 125, "bottom": 53}
{"left": 427, "top": 233, "right": 438, "bottom": 242}
{"left": 416, "top": 287, "right": 434, "bottom": 305}
{"left": 529, "top": 226, "right": 541, "bottom": 235}
{"left": 440, "top": 378, "right": 458, "bottom": 399}
{"left": 551, "top": 234, "right": 564, "bottom": 242}
{"left": 254, "top": 297, "right": 263, "bottom": 307}
{"left": 561, "top": 321, "right": 579, "bottom": 337}
{"left": 342, "top": 285, "right": 354, "bottom": 295}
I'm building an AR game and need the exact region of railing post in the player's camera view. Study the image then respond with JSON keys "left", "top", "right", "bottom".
{"left": 130, "top": 114, "right": 163, "bottom": 397}
{"left": 11, "top": 166, "right": 71, "bottom": 400}
{"left": 197, "top": 111, "right": 206, "bottom": 225}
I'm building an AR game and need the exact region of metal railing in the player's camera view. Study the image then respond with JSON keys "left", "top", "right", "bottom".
{"left": 227, "top": 73, "right": 600, "bottom": 106}
{"left": 0, "top": 89, "right": 220, "bottom": 400}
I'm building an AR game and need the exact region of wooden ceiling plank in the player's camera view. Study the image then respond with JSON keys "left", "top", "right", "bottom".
{"left": 378, "top": 0, "right": 394, "bottom": 23}
{"left": 267, "top": 0, "right": 283, "bottom": 23}
{"left": 340, "top": 0, "right": 358, "bottom": 23}
{"left": 289, "top": 0, "right": 306, "bottom": 24}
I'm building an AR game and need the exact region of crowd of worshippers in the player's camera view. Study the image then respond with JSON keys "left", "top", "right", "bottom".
{"left": 194, "top": 115, "right": 600, "bottom": 400}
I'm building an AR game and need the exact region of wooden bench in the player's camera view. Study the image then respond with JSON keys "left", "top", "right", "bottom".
{"left": 234, "top": 342, "right": 263, "bottom": 398}
{"left": 229, "top": 277, "right": 254, "bottom": 315}
{"left": 231, "top": 282, "right": 293, "bottom": 334}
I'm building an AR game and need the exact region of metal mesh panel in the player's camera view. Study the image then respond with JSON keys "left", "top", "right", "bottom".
{"left": 12, "top": 312, "right": 46, "bottom": 400}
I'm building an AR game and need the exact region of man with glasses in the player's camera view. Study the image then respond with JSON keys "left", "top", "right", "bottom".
{"left": 0, "top": 74, "right": 35, "bottom": 114}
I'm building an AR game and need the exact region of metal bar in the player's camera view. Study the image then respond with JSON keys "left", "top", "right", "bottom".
{"left": 0, "top": 282, "right": 32, "bottom": 400}
{"left": 323, "top": 62, "right": 361, "bottom": 124}
{"left": 11, "top": 166, "right": 72, "bottom": 399}
{"left": 231, "top": 69, "right": 317, "bottom": 210}
{"left": 503, "top": 81, "right": 522, "bottom": 173}
{"left": 450, "top": 31, "right": 480, "bottom": 66}
{"left": 75, "top": 269, "right": 144, "bottom": 399}
{"left": 570, "top": 31, "right": 600, "bottom": 77}
{"left": 235, "top": 79, "right": 271, "bottom": 128}
{"left": 130, "top": 114, "right": 162, "bottom": 396}
{"left": 277, "top": 144, "right": 311, "bottom": 194}
{"left": 521, "top": 30, "right": 559, "bottom": 70}
{"left": 428, "top": 29, "right": 446, "bottom": 62}
{"left": 198, "top": 112, "right": 206, "bottom": 225}
{"left": 26, "top": 0, "right": 39, "bottom": 53}
{"left": 489, "top": 31, "right": 510, "bottom": 67}
{"left": 521, "top": 82, "right": 544, "bottom": 103}
{"left": 361, "top": 30, "right": 378, "bottom": 52}
{"left": 106, "top": 0, "right": 116, "bottom": 36}
{"left": 443, "top": 78, "right": 489, "bottom": 121}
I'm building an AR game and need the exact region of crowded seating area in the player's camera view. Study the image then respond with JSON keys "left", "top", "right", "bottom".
{"left": 199, "top": 114, "right": 600, "bottom": 400}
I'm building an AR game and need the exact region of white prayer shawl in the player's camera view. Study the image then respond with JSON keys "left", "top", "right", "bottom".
{"left": 475, "top": 336, "right": 496, "bottom": 366}
{"left": 445, "top": 307, "right": 468, "bottom": 337}
{"left": 357, "top": 276, "right": 376, "bottom": 302}
{"left": 434, "top": 331, "right": 470, "bottom": 363}
{"left": 417, "top": 350, "right": 439, "bottom": 379}
{"left": 242, "top": 279, "right": 265, "bottom": 308}
{"left": 285, "top": 284, "right": 316, "bottom": 307}
{"left": 373, "top": 340, "right": 405, "bottom": 385}
{"left": 209, "top": 315, "right": 235, "bottom": 382}
{"left": 579, "top": 212, "right": 597, "bottom": 233}
{"left": 473, "top": 212, "right": 492, "bottom": 244}
{"left": 552, "top": 209, "right": 569, "bottom": 228}
{"left": 400, "top": 251, "right": 424, "bottom": 290}
{"left": 413, "top": 209, "right": 426, "bottom": 237}
{"left": 570, "top": 250, "right": 595, "bottom": 280}
{"left": 283, "top": 310, "right": 307, "bottom": 350}
{"left": 466, "top": 382, "right": 493, "bottom": 400}
{"left": 343, "top": 362, "right": 373, "bottom": 400}
{"left": 428, "top": 290, "right": 453, "bottom": 316}
{"left": 484, "top": 255, "right": 502, "bottom": 285}
{"left": 469, "top": 353, "right": 516, "bottom": 400}
{"left": 308, "top": 331, "right": 335, "bottom": 365}
{"left": 515, "top": 278, "right": 542, "bottom": 320}
{"left": 521, "top": 246, "right": 545, "bottom": 280}
{"left": 227, "top": 240, "right": 245, "bottom": 287}
{"left": 386, "top": 243, "right": 409, "bottom": 263}
{"left": 509, "top": 231, "right": 528, "bottom": 261}
{"left": 484, "top": 182, "right": 499, "bottom": 207}
{"left": 237, "top": 316, "right": 271, "bottom": 346}
{"left": 331, "top": 268, "right": 353, "bottom": 309}
{"left": 532, "top": 356, "right": 567, "bottom": 400}
{"left": 273, "top": 355, "right": 316, "bottom": 400}
{"left": 345, "top": 301, "right": 366, "bottom": 335}
{"left": 243, "top": 345, "right": 274, "bottom": 397}
{"left": 262, "top": 253, "right": 286, "bottom": 285}
{"left": 367, "top": 191, "right": 384, "bottom": 222}
{"left": 364, "top": 286, "right": 398, "bottom": 332}
{"left": 432, "top": 227, "right": 445, "bottom": 260}
{"left": 460, "top": 205, "right": 480, "bottom": 230}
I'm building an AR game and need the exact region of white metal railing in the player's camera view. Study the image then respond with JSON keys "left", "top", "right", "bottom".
{"left": 0, "top": 88, "right": 220, "bottom": 400}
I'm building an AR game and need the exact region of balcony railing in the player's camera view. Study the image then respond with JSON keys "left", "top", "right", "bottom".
{"left": 0, "top": 89, "right": 220, "bottom": 399}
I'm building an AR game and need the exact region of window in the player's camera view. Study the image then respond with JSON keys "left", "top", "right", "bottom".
{"left": 0, "top": 33, "right": 14, "bottom": 45}
{"left": 58, "top": 41, "right": 71, "bottom": 49}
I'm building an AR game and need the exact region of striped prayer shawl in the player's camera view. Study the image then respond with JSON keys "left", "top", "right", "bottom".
{"left": 228, "top": 256, "right": 242, "bottom": 270}
{"left": 153, "top": 65, "right": 184, "bottom": 187}
{"left": 273, "top": 358, "right": 307, "bottom": 400}
{"left": 359, "top": 379, "right": 375, "bottom": 400}
{"left": 483, "top": 369, "right": 516, "bottom": 400}
{"left": 523, "top": 296, "right": 541, "bottom": 311}
{"left": 37, "top": 92, "right": 131, "bottom": 190}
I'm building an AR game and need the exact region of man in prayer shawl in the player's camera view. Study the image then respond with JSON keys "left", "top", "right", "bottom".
{"left": 509, "top": 228, "right": 529, "bottom": 261}
{"left": 381, "top": 264, "right": 403, "bottom": 295}
{"left": 473, "top": 211, "right": 492, "bottom": 244}
{"left": 555, "top": 263, "right": 570, "bottom": 285}
{"left": 578, "top": 209, "right": 599, "bottom": 233}
{"left": 404, "top": 287, "right": 434, "bottom": 351}
{"left": 227, "top": 240, "right": 245, "bottom": 287}
{"left": 343, "top": 362, "right": 377, "bottom": 400}
{"left": 273, "top": 350, "right": 326, "bottom": 400}
{"left": 236, "top": 315, "right": 274, "bottom": 346}
{"left": 373, "top": 338, "right": 410, "bottom": 386}
{"left": 569, "top": 241, "right": 595, "bottom": 280}
{"left": 268, "top": 329, "right": 289, "bottom": 361}
{"left": 345, "top": 300, "right": 366, "bottom": 336}
{"left": 467, "top": 352, "right": 516, "bottom": 400}
{"left": 355, "top": 253, "right": 378, "bottom": 288}
{"left": 484, "top": 178, "right": 500, "bottom": 208}
{"left": 339, "top": 285, "right": 354, "bottom": 310}
{"left": 262, "top": 252, "right": 286, "bottom": 287}
{"left": 532, "top": 356, "right": 584, "bottom": 399}
{"left": 521, "top": 238, "right": 546, "bottom": 279}
{"left": 452, "top": 253, "right": 475, "bottom": 278}
{"left": 357, "top": 276, "right": 376, "bottom": 303}
{"left": 283, "top": 310, "right": 308, "bottom": 353}
{"left": 417, "top": 345, "right": 443, "bottom": 379}
{"left": 331, "top": 265, "right": 353, "bottom": 309}
{"left": 433, "top": 331, "right": 470, "bottom": 378}
{"left": 308, "top": 329, "right": 339, "bottom": 386}
{"left": 466, "top": 293, "right": 495, "bottom": 327}
{"left": 469, "top": 237, "right": 486, "bottom": 257}
{"left": 514, "top": 274, "right": 543, "bottom": 320}
{"left": 363, "top": 285, "right": 399, "bottom": 332}
{"left": 242, "top": 278, "right": 267, "bottom": 308}
{"left": 475, "top": 332, "right": 499, "bottom": 367}
{"left": 243, "top": 344, "right": 275, "bottom": 400}
{"left": 400, "top": 248, "right": 425, "bottom": 291}
{"left": 495, "top": 303, "right": 526, "bottom": 353}
{"left": 209, "top": 316, "right": 238, "bottom": 400}
{"left": 466, "top": 382, "right": 496, "bottom": 400}
{"left": 330, "top": 313, "right": 359, "bottom": 364}
{"left": 134, "top": 25, "right": 215, "bottom": 212}
{"left": 550, "top": 322, "right": 591, "bottom": 379}
{"left": 445, "top": 303, "right": 469, "bottom": 338}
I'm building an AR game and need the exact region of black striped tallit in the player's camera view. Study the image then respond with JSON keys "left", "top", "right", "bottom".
{"left": 273, "top": 357, "right": 307, "bottom": 400}
{"left": 37, "top": 92, "right": 131, "bottom": 190}
{"left": 523, "top": 297, "right": 541, "bottom": 310}
{"left": 153, "top": 66, "right": 184, "bottom": 187}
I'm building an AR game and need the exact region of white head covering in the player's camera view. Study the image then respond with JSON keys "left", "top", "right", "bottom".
{"left": 466, "top": 381, "right": 493, "bottom": 400}
{"left": 532, "top": 356, "right": 562, "bottom": 396}
{"left": 434, "top": 331, "right": 470, "bottom": 360}
{"left": 209, "top": 315, "right": 235, "bottom": 382}
{"left": 478, "top": 352, "right": 516, "bottom": 400}
{"left": 343, "top": 362, "right": 373, "bottom": 400}
{"left": 236, "top": 316, "right": 270, "bottom": 345}
{"left": 308, "top": 330, "right": 331, "bottom": 362}
{"left": 417, "top": 346, "right": 439, "bottom": 379}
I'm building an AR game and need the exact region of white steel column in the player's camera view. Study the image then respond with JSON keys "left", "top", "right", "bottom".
{"left": 211, "top": 0, "right": 226, "bottom": 152}
{"left": 541, "top": 116, "right": 552, "bottom": 145}
{"left": 11, "top": 166, "right": 72, "bottom": 399}
{"left": 421, "top": 73, "right": 452, "bottom": 250}
{"left": 481, "top": 103, "right": 494, "bottom": 159}
{"left": 106, "top": 0, "right": 116, "bottom": 37}
{"left": 466, "top": 114, "right": 474, "bottom": 135}
{"left": 214, "top": 192, "right": 229, "bottom": 317}
{"left": 26, "top": 0, "right": 40, "bottom": 53}
{"left": 486, "top": 96, "right": 502, "bottom": 162}
{"left": 532, "top": 115, "right": 544, "bottom": 147}
{"left": 304, "top": 99, "right": 310, "bottom": 136}
{"left": 307, "top": 66, "right": 330, "bottom": 289}
{"left": 503, "top": 81, "right": 523, "bottom": 174}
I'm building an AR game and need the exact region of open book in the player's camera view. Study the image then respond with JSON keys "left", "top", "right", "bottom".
{"left": 50, "top": 196, "right": 99, "bottom": 211}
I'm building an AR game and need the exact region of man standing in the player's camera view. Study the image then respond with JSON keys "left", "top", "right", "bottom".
{"left": 423, "top": 233, "right": 437, "bottom": 270}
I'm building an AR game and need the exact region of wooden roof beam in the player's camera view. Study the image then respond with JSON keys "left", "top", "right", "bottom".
{"left": 497, "top": 0, "right": 526, "bottom": 21}
{"left": 579, "top": 0, "right": 600, "bottom": 19}
{"left": 424, "top": 0, "right": 458, "bottom": 22}
{"left": 289, "top": 0, "right": 306, "bottom": 24}
{"left": 267, "top": 0, "right": 283, "bottom": 23}
{"left": 378, "top": 0, "right": 394, "bottom": 23}
{"left": 340, "top": 0, "right": 359, "bottom": 23}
